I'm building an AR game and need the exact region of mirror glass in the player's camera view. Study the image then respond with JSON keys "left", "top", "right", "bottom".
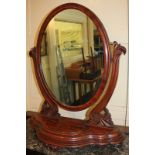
{"left": 40, "top": 9, "right": 104, "bottom": 106}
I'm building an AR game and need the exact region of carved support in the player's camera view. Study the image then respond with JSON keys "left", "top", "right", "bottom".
{"left": 88, "top": 42, "right": 126, "bottom": 123}
{"left": 29, "top": 48, "right": 58, "bottom": 111}
{"left": 88, "top": 108, "right": 114, "bottom": 127}
{"left": 40, "top": 101, "right": 60, "bottom": 119}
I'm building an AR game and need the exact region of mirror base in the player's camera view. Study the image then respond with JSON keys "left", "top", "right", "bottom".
{"left": 27, "top": 111, "right": 124, "bottom": 150}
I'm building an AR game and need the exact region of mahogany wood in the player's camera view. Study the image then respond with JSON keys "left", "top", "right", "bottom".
{"left": 28, "top": 3, "right": 126, "bottom": 150}
{"left": 88, "top": 42, "right": 126, "bottom": 124}
{"left": 28, "top": 110, "right": 124, "bottom": 150}
{"left": 28, "top": 41, "right": 126, "bottom": 149}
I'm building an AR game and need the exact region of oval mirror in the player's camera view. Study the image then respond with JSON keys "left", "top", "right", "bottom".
{"left": 36, "top": 3, "right": 110, "bottom": 111}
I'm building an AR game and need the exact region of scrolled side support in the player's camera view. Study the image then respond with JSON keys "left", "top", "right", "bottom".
{"left": 88, "top": 42, "right": 126, "bottom": 127}
{"left": 29, "top": 47, "right": 59, "bottom": 118}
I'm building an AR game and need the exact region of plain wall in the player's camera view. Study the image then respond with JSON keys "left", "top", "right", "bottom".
{"left": 26, "top": 0, "right": 128, "bottom": 126}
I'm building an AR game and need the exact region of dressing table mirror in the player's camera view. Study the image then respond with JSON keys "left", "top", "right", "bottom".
{"left": 27, "top": 3, "right": 126, "bottom": 149}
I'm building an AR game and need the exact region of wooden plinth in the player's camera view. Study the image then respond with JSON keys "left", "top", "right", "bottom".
{"left": 28, "top": 112, "right": 124, "bottom": 150}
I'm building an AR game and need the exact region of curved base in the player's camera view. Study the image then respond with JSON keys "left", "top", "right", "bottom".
{"left": 28, "top": 112, "right": 124, "bottom": 150}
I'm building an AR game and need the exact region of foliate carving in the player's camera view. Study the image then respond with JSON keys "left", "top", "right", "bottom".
{"left": 88, "top": 108, "right": 114, "bottom": 127}
{"left": 29, "top": 47, "right": 37, "bottom": 59}
{"left": 40, "top": 101, "right": 60, "bottom": 119}
{"left": 112, "top": 41, "right": 126, "bottom": 63}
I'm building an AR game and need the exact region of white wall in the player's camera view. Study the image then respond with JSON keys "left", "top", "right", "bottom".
{"left": 26, "top": 0, "right": 128, "bottom": 126}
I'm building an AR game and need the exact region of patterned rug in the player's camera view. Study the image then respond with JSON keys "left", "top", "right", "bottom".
{"left": 26, "top": 119, "right": 129, "bottom": 155}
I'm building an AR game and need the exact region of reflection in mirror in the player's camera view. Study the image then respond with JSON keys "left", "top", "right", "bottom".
{"left": 41, "top": 9, "right": 104, "bottom": 106}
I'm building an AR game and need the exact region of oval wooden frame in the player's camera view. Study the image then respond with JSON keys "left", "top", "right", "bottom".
{"left": 31, "top": 3, "right": 111, "bottom": 111}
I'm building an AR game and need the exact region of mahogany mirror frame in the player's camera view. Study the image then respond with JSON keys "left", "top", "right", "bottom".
{"left": 29, "top": 3, "right": 111, "bottom": 111}
{"left": 28, "top": 2, "right": 127, "bottom": 149}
